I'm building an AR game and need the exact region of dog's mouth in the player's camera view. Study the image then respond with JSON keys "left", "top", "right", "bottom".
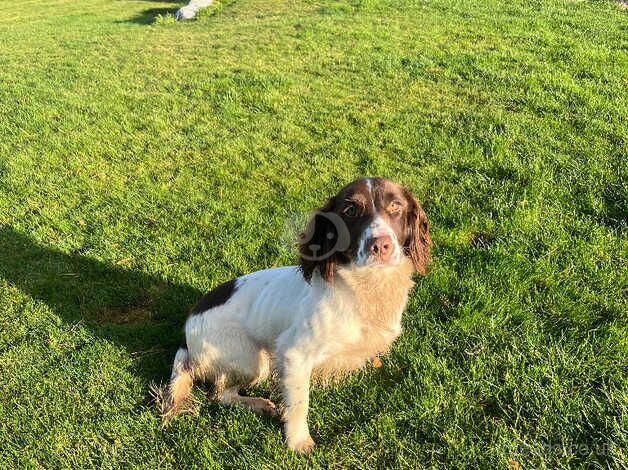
{"left": 367, "top": 254, "right": 401, "bottom": 266}
{"left": 353, "top": 249, "right": 402, "bottom": 267}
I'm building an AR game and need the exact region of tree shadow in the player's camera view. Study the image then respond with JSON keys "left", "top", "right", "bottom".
{"left": 0, "top": 225, "right": 202, "bottom": 383}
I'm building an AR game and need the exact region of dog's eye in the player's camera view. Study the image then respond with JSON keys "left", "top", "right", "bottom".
{"left": 343, "top": 204, "right": 358, "bottom": 217}
{"left": 389, "top": 201, "right": 402, "bottom": 213}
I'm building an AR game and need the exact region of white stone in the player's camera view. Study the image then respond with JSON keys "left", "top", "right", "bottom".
{"left": 175, "top": 0, "right": 213, "bottom": 21}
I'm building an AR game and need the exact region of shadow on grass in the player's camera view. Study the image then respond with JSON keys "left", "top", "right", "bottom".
{"left": 0, "top": 225, "right": 201, "bottom": 383}
{"left": 120, "top": 7, "right": 178, "bottom": 25}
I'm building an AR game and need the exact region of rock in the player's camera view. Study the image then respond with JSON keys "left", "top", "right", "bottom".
{"left": 175, "top": 0, "right": 214, "bottom": 21}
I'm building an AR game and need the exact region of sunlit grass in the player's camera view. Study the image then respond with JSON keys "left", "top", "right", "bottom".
{"left": 0, "top": 0, "right": 626, "bottom": 467}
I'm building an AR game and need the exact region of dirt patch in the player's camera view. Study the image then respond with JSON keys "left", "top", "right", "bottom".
{"left": 469, "top": 231, "right": 496, "bottom": 249}
{"left": 97, "top": 304, "right": 154, "bottom": 324}
{"left": 93, "top": 284, "right": 168, "bottom": 324}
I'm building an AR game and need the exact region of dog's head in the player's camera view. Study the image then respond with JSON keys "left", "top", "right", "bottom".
{"left": 299, "top": 177, "right": 431, "bottom": 282}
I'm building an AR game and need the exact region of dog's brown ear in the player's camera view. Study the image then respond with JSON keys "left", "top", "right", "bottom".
{"left": 403, "top": 189, "right": 431, "bottom": 275}
{"left": 299, "top": 197, "right": 339, "bottom": 283}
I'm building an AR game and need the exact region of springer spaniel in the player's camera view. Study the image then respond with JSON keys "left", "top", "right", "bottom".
{"left": 162, "top": 177, "right": 431, "bottom": 454}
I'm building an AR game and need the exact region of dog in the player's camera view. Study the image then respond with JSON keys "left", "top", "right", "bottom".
{"left": 161, "top": 177, "right": 431, "bottom": 454}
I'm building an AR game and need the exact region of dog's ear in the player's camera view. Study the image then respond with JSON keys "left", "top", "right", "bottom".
{"left": 403, "top": 188, "right": 431, "bottom": 275}
{"left": 299, "top": 197, "right": 339, "bottom": 283}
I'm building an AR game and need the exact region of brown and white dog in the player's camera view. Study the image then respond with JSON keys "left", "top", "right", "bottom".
{"left": 162, "top": 177, "right": 431, "bottom": 453}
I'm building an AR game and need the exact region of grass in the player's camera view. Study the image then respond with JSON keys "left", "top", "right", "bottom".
{"left": 0, "top": 0, "right": 626, "bottom": 467}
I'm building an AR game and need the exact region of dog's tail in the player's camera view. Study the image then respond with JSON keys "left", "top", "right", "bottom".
{"left": 158, "top": 346, "right": 194, "bottom": 421}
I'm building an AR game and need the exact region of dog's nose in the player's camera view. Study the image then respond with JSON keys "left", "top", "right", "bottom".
{"left": 369, "top": 235, "right": 393, "bottom": 262}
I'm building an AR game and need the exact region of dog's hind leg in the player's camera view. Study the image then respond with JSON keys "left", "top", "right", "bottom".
{"left": 161, "top": 347, "right": 194, "bottom": 420}
{"left": 218, "top": 386, "right": 278, "bottom": 417}
{"left": 212, "top": 346, "right": 276, "bottom": 416}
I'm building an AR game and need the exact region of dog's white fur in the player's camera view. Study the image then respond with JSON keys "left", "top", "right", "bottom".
{"left": 165, "top": 221, "right": 416, "bottom": 453}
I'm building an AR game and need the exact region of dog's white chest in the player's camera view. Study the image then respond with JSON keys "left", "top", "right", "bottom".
{"left": 312, "top": 261, "right": 414, "bottom": 381}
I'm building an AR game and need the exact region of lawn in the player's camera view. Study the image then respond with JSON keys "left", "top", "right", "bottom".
{"left": 0, "top": 0, "right": 626, "bottom": 467}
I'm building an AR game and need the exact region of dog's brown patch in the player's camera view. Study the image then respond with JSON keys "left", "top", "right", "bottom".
{"left": 190, "top": 279, "right": 237, "bottom": 315}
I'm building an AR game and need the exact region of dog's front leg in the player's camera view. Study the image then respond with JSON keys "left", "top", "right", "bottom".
{"left": 278, "top": 348, "right": 315, "bottom": 454}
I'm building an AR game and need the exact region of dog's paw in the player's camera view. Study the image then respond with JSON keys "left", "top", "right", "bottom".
{"left": 257, "top": 398, "right": 278, "bottom": 417}
{"left": 247, "top": 397, "right": 278, "bottom": 417}
{"left": 287, "top": 435, "right": 315, "bottom": 455}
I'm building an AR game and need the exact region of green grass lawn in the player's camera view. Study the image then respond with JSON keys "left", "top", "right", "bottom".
{"left": 0, "top": 0, "right": 626, "bottom": 467}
